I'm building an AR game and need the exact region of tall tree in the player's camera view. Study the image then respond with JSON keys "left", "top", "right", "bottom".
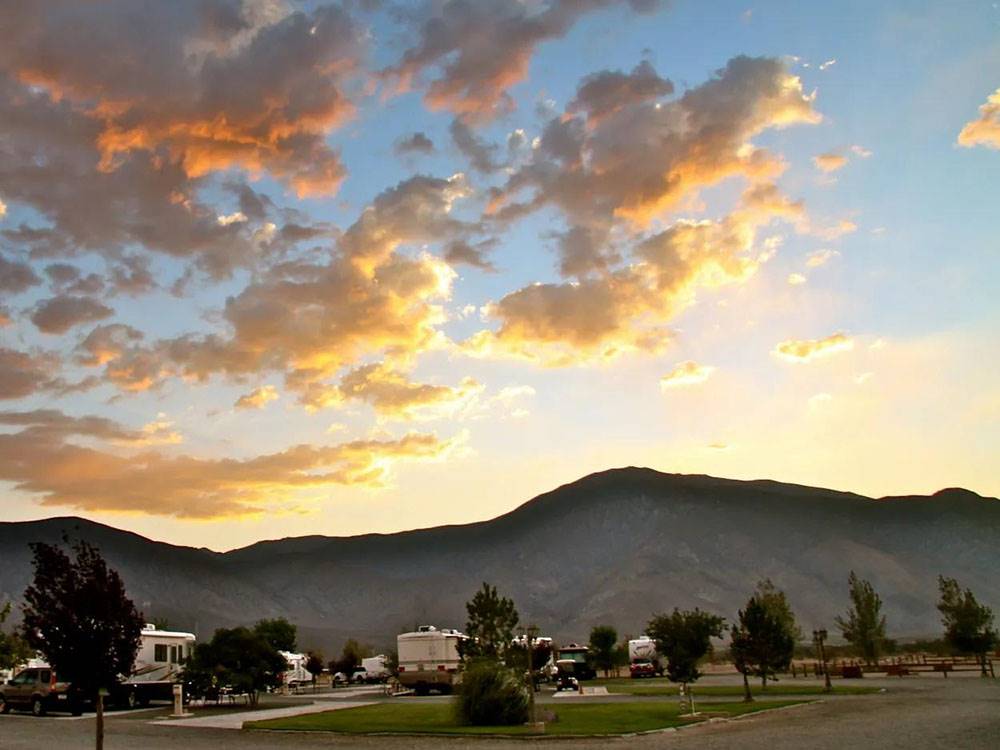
{"left": 184, "top": 627, "right": 286, "bottom": 707}
{"left": 463, "top": 582, "right": 519, "bottom": 660}
{"left": 331, "top": 638, "right": 371, "bottom": 678}
{"left": 253, "top": 617, "right": 297, "bottom": 652}
{"left": 753, "top": 579, "right": 801, "bottom": 640}
{"left": 835, "top": 571, "right": 887, "bottom": 665}
{"left": 937, "top": 576, "right": 997, "bottom": 676}
{"left": 0, "top": 602, "right": 32, "bottom": 672}
{"left": 21, "top": 539, "right": 143, "bottom": 700}
{"left": 305, "top": 651, "right": 324, "bottom": 689}
{"left": 730, "top": 593, "right": 795, "bottom": 695}
{"left": 647, "top": 608, "right": 725, "bottom": 714}
{"left": 588, "top": 625, "right": 618, "bottom": 677}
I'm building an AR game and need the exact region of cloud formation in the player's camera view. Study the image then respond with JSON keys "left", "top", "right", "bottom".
{"left": 31, "top": 295, "right": 114, "bottom": 334}
{"left": 773, "top": 332, "right": 854, "bottom": 362}
{"left": 660, "top": 361, "right": 715, "bottom": 389}
{"left": 957, "top": 88, "right": 1000, "bottom": 149}
{"left": 813, "top": 152, "right": 847, "bottom": 173}
{"left": 234, "top": 384, "right": 280, "bottom": 410}
{"left": 0, "top": 408, "right": 462, "bottom": 518}
{"left": 384, "top": 0, "right": 666, "bottom": 122}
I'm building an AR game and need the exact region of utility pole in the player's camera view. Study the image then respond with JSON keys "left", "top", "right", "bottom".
{"left": 813, "top": 629, "right": 832, "bottom": 693}
{"left": 96, "top": 687, "right": 107, "bottom": 750}
{"left": 518, "top": 625, "right": 540, "bottom": 726}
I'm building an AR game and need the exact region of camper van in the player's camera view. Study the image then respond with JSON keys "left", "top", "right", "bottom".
{"left": 627, "top": 635, "right": 663, "bottom": 678}
{"left": 119, "top": 624, "right": 197, "bottom": 705}
{"left": 396, "top": 626, "right": 466, "bottom": 695}
{"left": 279, "top": 651, "right": 312, "bottom": 688}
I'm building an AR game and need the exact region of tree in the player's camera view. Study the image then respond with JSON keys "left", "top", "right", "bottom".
{"left": 463, "top": 582, "right": 519, "bottom": 661}
{"left": 835, "top": 571, "right": 887, "bottom": 665}
{"left": 0, "top": 601, "right": 32, "bottom": 672}
{"left": 21, "top": 539, "right": 143, "bottom": 702}
{"left": 588, "top": 625, "right": 618, "bottom": 677}
{"left": 753, "top": 579, "right": 801, "bottom": 641}
{"left": 730, "top": 593, "right": 795, "bottom": 697}
{"left": 937, "top": 576, "right": 997, "bottom": 676}
{"left": 305, "top": 651, "right": 324, "bottom": 688}
{"left": 330, "top": 638, "right": 370, "bottom": 678}
{"left": 647, "top": 608, "right": 725, "bottom": 714}
{"left": 253, "top": 617, "right": 297, "bottom": 652}
{"left": 184, "top": 627, "right": 286, "bottom": 707}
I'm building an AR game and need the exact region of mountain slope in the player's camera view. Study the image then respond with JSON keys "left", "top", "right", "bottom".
{"left": 1, "top": 468, "right": 997, "bottom": 651}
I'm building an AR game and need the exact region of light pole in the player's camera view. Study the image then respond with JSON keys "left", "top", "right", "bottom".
{"left": 813, "top": 629, "right": 832, "bottom": 693}
{"left": 518, "top": 625, "right": 540, "bottom": 726}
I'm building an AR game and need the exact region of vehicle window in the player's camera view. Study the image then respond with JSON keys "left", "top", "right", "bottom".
{"left": 39, "top": 670, "right": 51, "bottom": 683}
{"left": 14, "top": 670, "right": 35, "bottom": 684}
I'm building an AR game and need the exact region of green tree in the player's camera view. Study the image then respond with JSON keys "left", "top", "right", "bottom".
{"left": 753, "top": 579, "right": 801, "bottom": 640}
{"left": 253, "top": 617, "right": 297, "bottom": 652}
{"left": 0, "top": 601, "right": 32, "bottom": 672}
{"left": 331, "top": 638, "right": 371, "bottom": 679}
{"left": 21, "top": 539, "right": 143, "bottom": 704}
{"left": 937, "top": 576, "right": 997, "bottom": 676}
{"left": 730, "top": 593, "right": 795, "bottom": 696}
{"left": 184, "top": 627, "right": 286, "bottom": 707}
{"left": 463, "top": 582, "right": 519, "bottom": 661}
{"left": 647, "top": 608, "right": 725, "bottom": 714}
{"left": 588, "top": 625, "right": 618, "bottom": 677}
{"left": 305, "top": 651, "right": 324, "bottom": 688}
{"left": 835, "top": 571, "right": 887, "bottom": 665}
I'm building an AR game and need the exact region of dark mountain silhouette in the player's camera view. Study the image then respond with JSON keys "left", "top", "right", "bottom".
{"left": 1, "top": 468, "right": 997, "bottom": 653}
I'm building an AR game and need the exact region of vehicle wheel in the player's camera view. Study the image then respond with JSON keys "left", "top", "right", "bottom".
{"left": 0, "top": 695, "right": 9, "bottom": 714}
{"left": 32, "top": 697, "right": 45, "bottom": 717}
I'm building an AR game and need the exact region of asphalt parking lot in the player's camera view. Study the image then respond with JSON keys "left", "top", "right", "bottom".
{"left": 1, "top": 674, "right": 998, "bottom": 749}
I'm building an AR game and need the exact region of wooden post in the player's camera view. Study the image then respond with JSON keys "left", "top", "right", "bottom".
{"left": 95, "top": 688, "right": 106, "bottom": 750}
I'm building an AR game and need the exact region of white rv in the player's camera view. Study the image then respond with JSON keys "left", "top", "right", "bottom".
{"left": 396, "top": 626, "right": 466, "bottom": 695}
{"left": 279, "top": 651, "right": 312, "bottom": 688}
{"left": 359, "top": 654, "right": 390, "bottom": 683}
{"left": 627, "top": 635, "right": 663, "bottom": 678}
{"left": 121, "top": 624, "right": 197, "bottom": 704}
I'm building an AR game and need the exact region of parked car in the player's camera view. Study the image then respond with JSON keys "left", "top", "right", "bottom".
{"left": 0, "top": 667, "right": 81, "bottom": 716}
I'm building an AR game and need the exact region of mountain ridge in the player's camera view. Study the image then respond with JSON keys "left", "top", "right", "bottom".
{"left": 1, "top": 468, "right": 997, "bottom": 652}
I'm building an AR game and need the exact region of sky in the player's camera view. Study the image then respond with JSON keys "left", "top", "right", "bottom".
{"left": 0, "top": 0, "right": 998, "bottom": 551}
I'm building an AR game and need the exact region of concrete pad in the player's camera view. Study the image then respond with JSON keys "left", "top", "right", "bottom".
{"left": 151, "top": 700, "right": 374, "bottom": 730}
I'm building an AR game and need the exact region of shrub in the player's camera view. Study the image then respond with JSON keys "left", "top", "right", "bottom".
{"left": 454, "top": 660, "right": 529, "bottom": 726}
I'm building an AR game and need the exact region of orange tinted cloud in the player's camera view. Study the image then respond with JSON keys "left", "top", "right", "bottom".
{"left": 660, "top": 361, "right": 715, "bottom": 389}
{"left": 234, "top": 385, "right": 279, "bottom": 410}
{"left": 0, "top": 409, "right": 462, "bottom": 518}
{"left": 812, "top": 152, "right": 847, "bottom": 173}
{"left": 957, "top": 88, "right": 1000, "bottom": 149}
{"left": 773, "top": 332, "right": 854, "bottom": 362}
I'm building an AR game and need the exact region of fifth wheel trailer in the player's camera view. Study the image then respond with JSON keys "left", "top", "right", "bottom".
{"left": 396, "top": 626, "right": 466, "bottom": 695}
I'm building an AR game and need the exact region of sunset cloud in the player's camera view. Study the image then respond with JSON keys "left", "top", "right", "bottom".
{"left": 384, "top": 0, "right": 666, "bottom": 122}
{"left": 234, "top": 385, "right": 280, "bottom": 410}
{"left": 0, "top": 409, "right": 463, "bottom": 518}
{"left": 957, "top": 88, "right": 1000, "bottom": 149}
{"left": 31, "top": 295, "right": 114, "bottom": 335}
{"left": 773, "top": 332, "right": 854, "bottom": 362}
{"left": 805, "top": 248, "right": 840, "bottom": 268}
{"left": 813, "top": 152, "right": 847, "bottom": 173}
{"left": 660, "top": 361, "right": 715, "bottom": 389}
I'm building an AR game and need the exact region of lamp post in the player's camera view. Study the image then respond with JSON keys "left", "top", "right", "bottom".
{"left": 518, "top": 625, "right": 540, "bottom": 726}
{"left": 813, "top": 629, "right": 832, "bottom": 693}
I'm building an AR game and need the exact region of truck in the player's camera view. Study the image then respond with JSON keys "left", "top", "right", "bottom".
{"left": 116, "top": 624, "right": 197, "bottom": 706}
{"left": 358, "top": 654, "right": 390, "bottom": 683}
{"left": 396, "top": 626, "right": 466, "bottom": 695}
{"left": 628, "top": 635, "right": 663, "bottom": 678}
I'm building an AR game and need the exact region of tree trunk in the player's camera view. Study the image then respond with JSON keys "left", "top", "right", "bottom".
{"left": 95, "top": 692, "right": 104, "bottom": 750}
{"left": 761, "top": 672, "right": 767, "bottom": 691}
{"left": 742, "top": 671, "right": 753, "bottom": 703}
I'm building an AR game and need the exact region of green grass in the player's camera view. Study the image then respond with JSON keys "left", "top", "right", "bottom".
{"left": 591, "top": 679, "right": 880, "bottom": 697}
{"left": 245, "top": 699, "right": 805, "bottom": 736}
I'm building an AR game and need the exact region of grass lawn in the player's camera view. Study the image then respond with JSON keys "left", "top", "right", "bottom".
{"left": 592, "top": 678, "right": 880, "bottom": 697}
{"left": 246, "top": 699, "right": 805, "bottom": 736}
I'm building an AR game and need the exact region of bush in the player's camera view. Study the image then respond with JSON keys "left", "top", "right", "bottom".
{"left": 455, "top": 660, "right": 529, "bottom": 726}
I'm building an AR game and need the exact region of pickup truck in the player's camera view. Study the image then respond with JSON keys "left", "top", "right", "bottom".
{"left": 0, "top": 667, "right": 81, "bottom": 716}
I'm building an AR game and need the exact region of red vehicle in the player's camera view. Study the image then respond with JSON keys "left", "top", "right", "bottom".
{"left": 629, "top": 659, "right": 658, "bottom": 678}
{"left": 0, "top": 667, "right": 82, "bottom": 716}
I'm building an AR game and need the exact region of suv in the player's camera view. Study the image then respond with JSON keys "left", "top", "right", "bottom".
{"left": 0, "top": 667, "right": 80, "bottom": 716}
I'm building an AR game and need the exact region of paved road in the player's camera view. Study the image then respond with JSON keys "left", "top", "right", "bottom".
{"left": 1, "top": 676, "right": 997, "bottom": 749}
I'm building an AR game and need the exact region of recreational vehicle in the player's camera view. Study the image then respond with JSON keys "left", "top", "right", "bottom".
{"left": 396, "top": 626, "right": 466, "bottom": 695}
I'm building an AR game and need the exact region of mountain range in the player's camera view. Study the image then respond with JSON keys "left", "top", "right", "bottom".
{"left": 1, "top": 468, "right": 997, "bottom": 653}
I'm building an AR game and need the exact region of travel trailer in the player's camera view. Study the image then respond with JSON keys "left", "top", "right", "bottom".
{"left": 627, "top": 635, "right": 663, "bottom": 678}
{"left": 396, "top": 626, "right": 466, "bottom": 695}
{"left": 279, "top": 651, "right": 312, "bottom": 688}
{"left": 119, "top": 624, "right": 197, "bottom": 705}
{"left": 359, "top": 654, "right": 390, "bottom": 682}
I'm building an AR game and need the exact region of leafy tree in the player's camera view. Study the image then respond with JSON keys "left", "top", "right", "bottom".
{"left": 331, "top": 638, "right": 371, "bottom": 678}
{"left": 753, "top": 579, "right": 801, "bottom": 641}
{"left": 835, "top": 572, "right": 887, "bottom": 665}
{"left": 0, "top": 601, "right": 32, "bottom": 672}
{"left": 588, "top": 625, "right": 618, "bottom": 677}
{"left": 454, "top": 660, "right": 529, "bottom": 726}
{"left": 305, "top": 651, "right": 324, "bottom": 688}
{"left": 253, "top": 617, "right": 297, "bottom": 652}
{"left": 647, "top": 608, "right": 725, "bottom": 714}
{"left": 184, "top": 627, "right": 286, "bottom": 706}
{"left": 463, "top": 582, "right": 519, "bottom": 661}
{"left": 508, "top": 638, "right": 552, "bottom": 678}
{"left": 21, "top": 539, "right": 143, "bottom": 701}
{"left": 730, "top": 594, "right": 795, "bottom": 697}
{"left": 937, "top": 576, "right": 997, "bottom": 676}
